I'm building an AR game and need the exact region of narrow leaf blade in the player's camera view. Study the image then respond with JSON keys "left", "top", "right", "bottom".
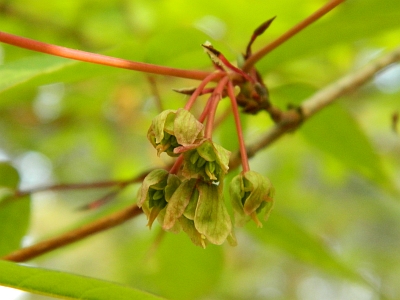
{"left": 0, "top": 260, "right": 164, "bottom": 300}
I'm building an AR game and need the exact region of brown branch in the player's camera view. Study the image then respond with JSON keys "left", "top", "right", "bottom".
{"left": 242, "top": 0, "right": 345, "bottom": 72}
{"left": 2, "top": 204, "right": 142, "bottom": 262}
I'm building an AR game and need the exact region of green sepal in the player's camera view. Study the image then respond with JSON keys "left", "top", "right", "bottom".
{"left": 183, "top": 186, "right": 199, "bottom": 220}
{"left": 174, "top": 109, "right": 203, "bottom": 146}
{"left": 147, "top": 109, "right": 203, "bottom": 157}
{"left": 163, "top": 179, "right": 197, "bottom": 230}
{"left": 178, "top": 216, "right": 206, "bottom": 248}
{"left": 194, "top": 181, "right": 232, "bottom": 245}
{"left": 164, "top": 174, "right": 181, "bottom": 202}
{"left": 157, "top": 208, "right": 182, "bottom": 234}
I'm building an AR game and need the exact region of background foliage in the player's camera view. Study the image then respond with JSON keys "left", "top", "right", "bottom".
{"left": 0, "top": 0, "right": 399, "bottom": 299}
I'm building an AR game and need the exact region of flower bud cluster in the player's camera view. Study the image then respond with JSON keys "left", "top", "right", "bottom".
{"left": 147, "top": 108, "right": 203, "bottom": 157}
{"left": 138, "top": 109, "right": 274, "bottom": 247}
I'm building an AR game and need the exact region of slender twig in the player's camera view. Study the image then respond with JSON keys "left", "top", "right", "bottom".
{"left": 227, "top": 81, "right": 250, "bottom": 172}
{"left": 184, "top": 71, "right": 225, "bottom": 111}
{"left": 0, "top": 170, "right": 151, "bottom": 209}
{"left": 230, "top": 45, "right": 400, "bottom": 169}
{"left": 242, "top": 0, "right": 345, "bottom": 72}
{"left": 169, "top": 155, "right": 185, "bottom": 175}
{"left": 0, "top": 31, "right": 212, "bottom": 81}
{"left": 204, "top": 76, "right": 230, "bottom": 138}
{"left": 19, "top": 173, "right": 148, "bottom": 196}
{"left": 2, "top": 204, "right": 142, "bottom": 262}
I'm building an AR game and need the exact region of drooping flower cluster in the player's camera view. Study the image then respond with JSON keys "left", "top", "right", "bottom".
{"left": 137, "top": 108, "right": 274, "bottom": 247}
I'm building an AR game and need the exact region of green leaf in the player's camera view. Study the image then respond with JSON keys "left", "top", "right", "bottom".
{"left": 300, "top": 103, "right": 389, "bottom": 186}
{"left": 0, "top": 196, "right": 30, "bottom": 257}
{"left": 0, "top": 162, "right": 20, "bottom": 189}
{"left": 0, "top": 163, "right": 28, "bottom": 257}
{"left": 247, "top": 211, "right": 374, "bottom": 289}
{"left": 0, "top": 55, "right": 73, "bottom": 94}
{"left": 0, "top": 260, "right": 164, "bottom": 300}
{"left": 257, "top": 0, "right": 400, "bottom": 71}
{"left": 0, "top": 41, "right": 145, "bottom": 104}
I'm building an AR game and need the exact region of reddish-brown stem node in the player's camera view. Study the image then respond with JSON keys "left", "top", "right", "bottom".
{"left": 227, "top": 81, "right": 250, "bottom": 172}
{"left": 184, "top": 71, "right": 225, "bottom": 111}
{"left": 204, "top": 76, "right": 230, "bottom": 139}
{"left": 0, "top": 31, "right": 212, "bottom": 80}
{"left": 202, "top": 43, "right": 254, "bottom": 83}
{"left": 242, "top": 0, "right": 345, "bottom": 72}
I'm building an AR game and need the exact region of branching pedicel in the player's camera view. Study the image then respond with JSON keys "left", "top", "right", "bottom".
{"left": 137, "top": 24, "right": 277, "bottom": 247}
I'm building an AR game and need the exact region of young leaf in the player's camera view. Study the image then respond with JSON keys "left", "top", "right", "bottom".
{"left": 0, "top": 260, "right": 164, "bottom": 300}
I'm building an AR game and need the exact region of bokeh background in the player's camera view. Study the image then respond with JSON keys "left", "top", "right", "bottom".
{"left": 0, "top": 0, "right": 399, "bottom": 299}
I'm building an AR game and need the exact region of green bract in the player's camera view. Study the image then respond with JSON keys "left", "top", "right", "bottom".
{"left": 230, "top": 171, "right": 274, "bottom": 227}
{"left": 147, "top": 108, "right": 203, "bottom": 156}
{"left": 182, "top": 139, "right": 230, "bottom": 183}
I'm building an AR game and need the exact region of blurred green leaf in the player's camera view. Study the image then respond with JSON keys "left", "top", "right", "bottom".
{"left": 257, "top": 0, "right": 400, "bottom": 72}
{"left": 0, "top": 260, "right": 164, "bottom": 300}
{"left": 0, "top": 196, "right": 30, "bottom": 257}
{"left": 0, "top": 163, "right": 28, "bottom": 257}
{"left": 247, "top": 211, "right": 373, "bottom": 287}
{"left": 0, "top": 162, "right": 20, "bottom": 189}
{"left": 300, "top": 103, "right": 390, "bottom": 187}
{"left": 122, "top": 231, "right": 224, "bottom": 300}
{"left": 0, "top": 42, "right": 145, "bottom": 104}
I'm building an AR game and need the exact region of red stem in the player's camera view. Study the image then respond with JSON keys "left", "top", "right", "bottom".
{"left": 0, "top": 31, "right": 212, "bottom": 80}
{"left": 204, "top": 76, "right": 230, "bottom": 139}
{"left": 184, "top": 71, "right": 225, "bottom": 110}
{"left": 169, "top": 155, "right": 185, "bottom": 174}
{"left": 198, "top": 95, "right": 214, "bottom": 123}
{"left": 227, "top": 81, "right": 250, "bottom": 172}
{"left": 242, "top": 0, "right": 345, "bottom": 72}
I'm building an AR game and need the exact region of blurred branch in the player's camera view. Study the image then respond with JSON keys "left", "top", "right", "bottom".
{"left": 2, "top": 204, "right": 142, "bottom": 262}
{"left": 230, "top": 45, "right": 400, "bottom": 169}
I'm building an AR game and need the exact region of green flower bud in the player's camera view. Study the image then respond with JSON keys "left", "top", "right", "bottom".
{"left": 147, "top": 108, "right": 203, "bottom": 157}
{"left": 163, "top": 178, "right": 197, "bottom": 230}
{"left": 137, "top": 169, "right": 181, "bottom": 228}
{"left": 229, "top": 171, "right": 274, "bottom": 227}
{"left": 182, "top": 139, "right": 230, "bottom": 183}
